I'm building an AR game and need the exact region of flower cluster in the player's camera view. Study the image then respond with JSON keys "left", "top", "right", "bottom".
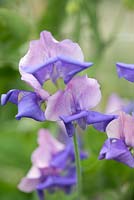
{"left": 1, "top": 31, "right": 115, "bottom": 137}
{"left": 99, "top": 62, "right": 134, "bottom": 168}
{"left": 18, "top": 129, "right": 87, "bottom": 199}
{"left": 2, "top": 30, "right": 134, "bottom": 199}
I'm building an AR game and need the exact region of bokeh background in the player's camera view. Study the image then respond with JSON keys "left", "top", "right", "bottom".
{"left": 1, "top": 0, "right": 134, "bottom": 199}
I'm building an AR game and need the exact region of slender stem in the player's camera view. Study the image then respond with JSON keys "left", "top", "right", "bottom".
{"left": 73, "top": 132, "right": 82, "bottom": 200}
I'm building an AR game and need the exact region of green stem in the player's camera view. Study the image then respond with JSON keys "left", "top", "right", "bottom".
{"left": 73, "top": 132, "right": 82, "bottom": 200}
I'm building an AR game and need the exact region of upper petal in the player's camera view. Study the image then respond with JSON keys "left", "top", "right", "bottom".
{"left": 66, "top": 76, "right": 101, "bottom": 111}
{"left": 31, "top": 129, "right": 65, "bottom": 168}
{"left": 19, "top": 31, "right": 86, "bottom": 85}
{"left": 116, "top": 62, "right": 134, "bottom": 82}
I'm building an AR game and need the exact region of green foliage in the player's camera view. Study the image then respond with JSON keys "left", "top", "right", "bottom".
{"left": 123, "top": 0, "right": 134, "bottom": 10}
{"left": 38, "top": 0, "right": 68, "bottom": 37}
{"left": 0, "top": 8, "right": 30, "bottom": 68}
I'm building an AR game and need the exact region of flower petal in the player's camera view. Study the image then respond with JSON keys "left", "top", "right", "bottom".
{"left": 16, "top": 91, "right": 45, "bottom": 121}
{"left": 106, "top": 112, "right": 134, "bottom": 147}
{"left": 18, "top": 166, "right": 41, "bottom": 192}
{"left": 66, "top": 76, "right": 101, "bottom": 111}
{"left": 116, "top": 62, "right": 134, "bottom": 82}
{"left": 37, "top": 175, "right": 76, "bottom": 190}
{"left": 27, "top": 56, "right": 93, "bottom": 84}
{"left": 105, "top": 93, "right": 128, "bottom": 114}
{"left": 60, "top": 111, "right": 88, "bottom": 136}
{"left": 19, "top": 31, "right": 88, "bottom": 85}
{"left": 45, "top": 90, "right": 73, "bottom": 121}
{"left": 1, "top": 89, "right": 20, "bottom": 105}
{"left": 32, "top": 129, "right": 65, "bottom": 168}
{"left": 99, "top": 138, "right": 134, "bottom": 168}
{"left": 51, "top": 143, "right": 74, "bottom": 169}
{"left": 1, "top": 90, "right": 45, "bottom": 121}
{"left": 86, "top": 111, "right": 117, "bottom": 132}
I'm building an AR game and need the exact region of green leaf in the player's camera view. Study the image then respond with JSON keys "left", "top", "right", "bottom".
{"left": 38, "top": 0, "right": 68, "bottom": 37}
{"left": 0, "top": 8, "right": 30, "bottom": 67}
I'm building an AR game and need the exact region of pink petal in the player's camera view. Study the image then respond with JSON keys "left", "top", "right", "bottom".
{"left": 106, "top": 117, "right": 121, "bottom": 139}
{"left": 18, "top": 166, "right": 41, "bottom": 192}
{"left": 66, "top": 76, "right": 101, "bottom": 110}
{"left": 122, "top": 113, "right": 134, "bottom": 147}
{"left": 106, "top": 112, "right": 134, "bottom": 147}
{"left": 31, "top": 129, "right": 65, "bottom": 168}
{"left": 19, "top": 31, "right": 84, "bottom": 80}
{"left": 45, "top": 90, "right": 73, "bottom": 121}
{"left": 105, "top": 93, "right": 127, "bottom": 114}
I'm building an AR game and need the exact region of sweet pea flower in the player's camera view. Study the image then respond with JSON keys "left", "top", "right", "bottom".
{"left": 19, "top": 31, "right": 93, "bottom": 85}
{"left": 18, "top": 129, "right": 87, "bottom": 199}
{"left": 45, "top": 75, "right": 117, "bottom": 136}
{"left": 1, "top": 89, "right": 48, "bottom": 121}
{"left": 116, "top": 62, "right": 134, "bottom": 82}
{"left": 99, "top": 112, "right": 134, "bottom": 168}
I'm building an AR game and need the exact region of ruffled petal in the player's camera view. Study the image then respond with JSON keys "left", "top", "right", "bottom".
{"left": 116, "top": 62, "right": 134, "bottom": 82}
{"left": 19, "top": 31, "right": 89, "bottom": 85}
{"left": 45, "top": 90, "right": 73, "bottom": 121}
{"left": 66, "top": 76, "right": 101, "bottom": 111}
{"left": 99, "top": 138, "right": 134, "bottom": 168}
{"left": 32, "top": 129, "right": 65, "bottom": 168}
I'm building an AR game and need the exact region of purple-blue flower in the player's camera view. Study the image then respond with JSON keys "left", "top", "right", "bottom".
{"left": 1, "top": 89, "right": 47, "bottom": 121}
{"left": 116, "top": 62, "right": 134, "bottom": 82}
{"left": 18, "top": 129, "right": 87, "bottom": 199}
{"left": 45, "top": 75, "right": 116, "bottom": 136}
{"left": 45, "top": 75, "right": 102, "bottom": 136}
{"left": 19, "top": 31, "right": 93, "bottom": 85}
{"left": 99, "top": 111, "right": 134, "bottom": 167}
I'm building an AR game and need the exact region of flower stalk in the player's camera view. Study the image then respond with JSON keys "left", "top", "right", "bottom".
{"left": 73, "top": 131, "right": 82, "bottom": 200}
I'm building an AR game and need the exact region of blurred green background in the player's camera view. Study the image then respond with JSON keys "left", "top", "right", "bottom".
{"left": 1, "top": 0, "right": 134, "bottom": 199}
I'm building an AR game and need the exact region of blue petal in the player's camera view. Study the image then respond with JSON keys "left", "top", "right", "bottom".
{"left": 86, "top": 111, "right": 117, "bottom": 132}
{"left": 116, "top": 62, "right": 134, "bottom": 82}
{"left": 123, "top": 101, "right": 134, "bottom": 114}
{"left": 51, "top": 143, "right": 74, "bottom": 169}
{"left": 1, "top": 89, "right": 20, "bottom": 105}
{"left": 37, "top": 175, "right": 76, "bottom": 190}
{"left": 99, "top": 138, "right": 134, "bottom": 168}
{"left": 60, "top": 111, "right": 88, "bottom": 137}
{"left": 16, "top": 91, "right": 45, "bottom": 121}
{"left": 25, "top": 55, "right": 93, "bottom": 84}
